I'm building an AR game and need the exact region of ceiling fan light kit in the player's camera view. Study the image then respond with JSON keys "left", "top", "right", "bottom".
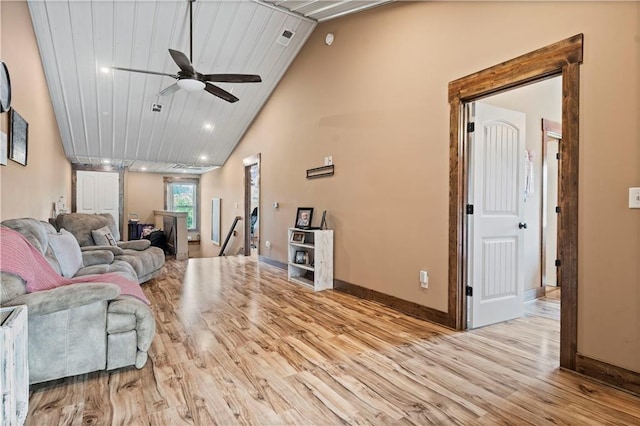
{"left": 177, "top": 79, "right": 205, "bottom": 92}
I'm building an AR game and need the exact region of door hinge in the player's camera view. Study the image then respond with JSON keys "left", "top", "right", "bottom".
{"left": 466, "top": 286, "right": 473, "bottom": 297}
{"left": 556, "top": 152, "right": 561, "bottom": 160}
{"left": 467, "top": 122, "right": 475, "bottom": 133}
{"left": 555, "top": 259, "right": 561, "bottom": 267}
{"left": 466, "top": 204, "right": 474, "bottom": 215}
{"left": 555, "top": 206, "right": 561, "bottom": 214}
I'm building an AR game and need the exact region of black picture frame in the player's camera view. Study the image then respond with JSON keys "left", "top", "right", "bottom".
{"left": 9, "top": 109, "right": 28, "bottom": 166}
{"left": 295, "top": 207, "right": 314, "bottom": 229}
{"left": 294, "top": 250, "right": 307, "bottom": 264}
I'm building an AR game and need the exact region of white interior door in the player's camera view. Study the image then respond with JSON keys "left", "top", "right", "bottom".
{"left": 76, "top": 171, "right": 120, "bottom": 231}
{"left": 98, "top": 172, "right": 119, "bottom": 225}
{"left": 468, "top": 102, "right": 527, "bottom": 329}
{"left": 77, "top": 172, "right": 98, "bottom": 213}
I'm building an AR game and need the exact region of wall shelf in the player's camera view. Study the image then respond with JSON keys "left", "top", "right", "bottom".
{"left": 306, "top": 165, "right": 334, "bottom": 179}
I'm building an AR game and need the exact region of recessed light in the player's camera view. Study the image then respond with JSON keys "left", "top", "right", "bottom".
{"left": 100, "top": 67, "right": 110, "bottom": 74}
{"left": 200, "top": 155, "right": 208, "bottom": 160}
{"left": 140, "top": 166, "right": 147, "bottom": 171}
{"left": 101, "top": 159, "right": 111, "bottom": 164}
{"left": 203, "top": 123, "right": 213, "bottom": 130}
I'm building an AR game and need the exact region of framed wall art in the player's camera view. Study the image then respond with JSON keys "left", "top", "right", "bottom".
{"left": 9, "top": 109, "right": 28, "bottom": 166}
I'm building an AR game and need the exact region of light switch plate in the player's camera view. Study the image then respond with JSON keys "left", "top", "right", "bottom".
{"left": 629, "top": 188, "right": 640, "bottom": 208}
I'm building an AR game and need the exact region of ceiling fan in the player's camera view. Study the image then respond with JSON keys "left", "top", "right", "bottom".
{"left": 112, "top": 0, "right": 261, "bottom": 103}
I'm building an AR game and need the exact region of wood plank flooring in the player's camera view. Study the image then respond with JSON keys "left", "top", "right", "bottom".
{"left": 26, "top": 257, "right": 640, "bottom": 425}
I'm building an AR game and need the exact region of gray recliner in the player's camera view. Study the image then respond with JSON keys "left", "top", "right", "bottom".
{"left": 0, "top": 218, "right": 155, "bottom": 384}
{"left": 54, "top": 213, "right": 165, "bottom": 284}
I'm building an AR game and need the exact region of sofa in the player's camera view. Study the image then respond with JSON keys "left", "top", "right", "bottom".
{"left": 0, "top": 218, "right": 155, "bottom": 384}
{"left": 54, "top": 213, "right": 165, "bottom": 284}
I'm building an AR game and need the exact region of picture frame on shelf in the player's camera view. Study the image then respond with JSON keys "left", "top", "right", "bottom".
{"left": 9, "top": 109, "right": 28, "bottom": 166}
{"left": 295, "top": 207, "right": 313, "bottom": 229}
{"left": 290, "top": 231, "right": 305, "bottom": 244}
{"left": 294, "top": 250, "right": 308, "bottom": 265}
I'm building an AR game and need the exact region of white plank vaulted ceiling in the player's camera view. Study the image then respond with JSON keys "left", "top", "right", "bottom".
{"left": 27, "top": 0, "right": 390, "bottom": 174}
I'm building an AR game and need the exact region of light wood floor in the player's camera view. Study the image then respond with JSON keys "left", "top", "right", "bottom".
{"left": 27, "top": 257, "right": 640, "bottom": 425}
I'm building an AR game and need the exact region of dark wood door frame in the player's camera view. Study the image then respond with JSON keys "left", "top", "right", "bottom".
{"left": 448, "top": 34, "right": 583, "bottom": 370}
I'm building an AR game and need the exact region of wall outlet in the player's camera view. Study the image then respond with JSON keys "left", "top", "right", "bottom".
{"left": 420, "top": 270, "right": 428, "bottom": 288}
{"left": 265, "top": 241, "right": 271, "bottom": 249}
{"left": 324, "top": 156, "right": 333, "bottom": 166}
{"left": 272, "top": 202, "right": 279, "bottom": 208}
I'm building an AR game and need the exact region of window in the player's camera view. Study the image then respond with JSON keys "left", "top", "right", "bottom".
{"left": 165, "top": 178, "right": 199, "bottom": 231}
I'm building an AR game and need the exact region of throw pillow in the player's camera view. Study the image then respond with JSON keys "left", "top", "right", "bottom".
{"left": 48, "top": 229, "right": 83, "bottom": 278}
{"left": 91, "top": 225, "right": 117, "bottom": 246}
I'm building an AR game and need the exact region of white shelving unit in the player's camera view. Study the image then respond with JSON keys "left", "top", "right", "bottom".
{"left": 287, "top": 228, "right": 333, "bottom": 291}
{"left": 1, "top": 305, "right": 28, "bottom": 425}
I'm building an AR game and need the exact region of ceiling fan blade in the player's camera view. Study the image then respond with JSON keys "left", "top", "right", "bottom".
{"left": 202, "top": 74, "right": 262, "bottom": 83}
{"left": 112, "top": 66, "right": 177, "bottom": 79}
{"left": 157, "top": 83, "right": 180, "bottom": 97}
{"left": 168, "top": 49, "right": 194, "bottom": 74}
{"left": 204, "top": 83, "right": 239, "bottom": 103}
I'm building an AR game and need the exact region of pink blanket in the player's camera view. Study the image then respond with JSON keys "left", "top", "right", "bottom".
{"left": 0, "top": 227, "right": 149, "bottom": 304}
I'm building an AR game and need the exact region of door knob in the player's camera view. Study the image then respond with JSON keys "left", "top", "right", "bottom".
{"left": 518, "top": 222, "right": 527, "bottom": 229}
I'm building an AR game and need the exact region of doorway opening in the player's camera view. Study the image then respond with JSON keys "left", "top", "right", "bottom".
{"left": 463, "top": 76, "right": 562, "bottom": 329}
{"left": 72, "top": 165, "right": 124, "bottom": 234}
{"left": 541, "top": 118, "right": 562, "bottom": 295}
{"left": 448, "top": 34, "right": 583, "bottom": 370}
{"left": 243, "top": 154, "right": 260, "bottom": 257}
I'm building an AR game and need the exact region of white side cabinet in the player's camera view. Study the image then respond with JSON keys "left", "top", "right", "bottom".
{"left": 1, "top": 306, "right": 29, "bottom": 426}
{"left": 287, "top": 228, "right": 333, "bottom": 291}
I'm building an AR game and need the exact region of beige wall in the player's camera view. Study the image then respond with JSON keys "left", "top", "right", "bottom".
{"left": 483, "top": 77, "right": 563, "bottom": 292}
{"left": 0, "top": 0, "right": 71, "bottom": 220}
{"left": 201, "top": 1, "right": 640, "bottom": 372}
{"left": 124, "top": 171, "right": 200, "bottom": 240}
{"left": 125, "top": 172, "right": 168, "bottom": 226}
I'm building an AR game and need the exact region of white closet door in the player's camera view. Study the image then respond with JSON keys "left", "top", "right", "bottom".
{"left": 76, "top": 171, "right": 120, "bottom": 232}
{"left": 77, "top": 172, "right": 98, "bottom": 213}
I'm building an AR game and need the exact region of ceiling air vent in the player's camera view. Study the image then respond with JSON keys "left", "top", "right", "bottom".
{"left": 276, "top": 29, "right": 295, "bottom": 47}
